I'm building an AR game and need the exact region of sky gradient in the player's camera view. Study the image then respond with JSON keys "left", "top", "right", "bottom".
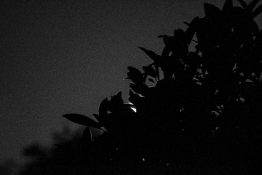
{"left": 1, "top": 0, "right": 260, "bottom": 163}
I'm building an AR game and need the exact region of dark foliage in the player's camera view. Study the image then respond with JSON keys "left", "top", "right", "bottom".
{"left": 20, "top": 0, "right": 262, "bottom": 174}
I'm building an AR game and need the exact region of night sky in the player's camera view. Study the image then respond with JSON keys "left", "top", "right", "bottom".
{"left": 1, "top": 0, "right": 260, "bottom": 163}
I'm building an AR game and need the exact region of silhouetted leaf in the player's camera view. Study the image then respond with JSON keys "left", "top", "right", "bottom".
{"left": 127, "top": 66, "right": 144, "bottom": 84}
{"left": 204, "top": 3, "right": 221, "bottom": 18}
{"left": 158, "top": 35, "right": 175, "bottom": 56}
{"left": 110, "top": 91, "right": 123, "bottom": 105}
{"left": 63, "top": 113, "right": 101, "bottom": 128}
{"left": 108, "top": 92, "right": 124, "bottom": 113}
{"left": 143, "top": 65, "right": 157, "bottom": 78}
{"left": 99, "top": 98, "right": 109, "bottom": 117}
{"left": 139, "top": 47, "right": 161, "bottom": 64}
{"left": 185, "top": 17, "right": 200, "bottom": 44}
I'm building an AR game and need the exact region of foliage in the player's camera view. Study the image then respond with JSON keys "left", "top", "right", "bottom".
{"left": 20, "top": 0, "right": 262, "bottom": 174}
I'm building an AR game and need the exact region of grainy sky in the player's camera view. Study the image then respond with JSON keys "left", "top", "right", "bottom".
{"left": 0, "top": 0, "right": 260, "bottom": 163}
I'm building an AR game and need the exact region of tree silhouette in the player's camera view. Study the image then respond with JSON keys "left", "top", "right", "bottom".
{"left": 19, "top": 127, "right": 89, "bottom": 175}
{"left": 20, "top": 0, "right": 262, "bottom": 174}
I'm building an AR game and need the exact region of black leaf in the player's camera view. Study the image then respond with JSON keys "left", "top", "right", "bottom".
{"left": 63, "top": 113, "right": 101, "bottom": 128}
{"left": 127, "top": 66, "right": 144, "bottom": 84}
{"left": 139, "top": 47, "right": 161, "bottom": 63}
{"left": 204, "top": 3, "right": 221, "bottom": 18}
{"left": 185, "top": 17, "right": 200, "bottom": 44}
{"left": 99, "top": 98, "right": 109, "bottom": 117}
{"left": 110, "top": 92, "right": 124, "bottom": 111}
{"left": 143, "top": 65, "right": 157, "bottom": 78}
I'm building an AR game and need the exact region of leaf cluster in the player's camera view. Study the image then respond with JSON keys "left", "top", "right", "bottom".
{"left": 22, "top": 0, "right": 262, "bottom": 174}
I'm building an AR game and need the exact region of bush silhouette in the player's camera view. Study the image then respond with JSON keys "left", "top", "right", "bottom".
{"left": 20, "top": 0, "right": 262, "bottom": 174}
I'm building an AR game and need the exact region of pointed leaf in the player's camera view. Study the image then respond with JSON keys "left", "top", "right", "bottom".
{"left": 139, "top": 47, "right": 161, "bottom": 63}
{"left": 110, "top": 91, "right": 124, "bottom": 108}
{"left": 127, "top": 66, "right": 144, "bottom": 84}
{"left": 160, "top": 36, "right": 174, "bottom": 49}
{"left": 185, "top": 17, "right": 200, "bottom": 43}
{"left": 143, "top": 65, "right": 157, "bottom": 78}
{"left": 99, "top": 98, "right": 109, "bottom": 117}
{"left": 63, "top": 113, "right": 101, "bottom": 128}
{"left": 204, "top": 3, "right": 221, "bottom": 17}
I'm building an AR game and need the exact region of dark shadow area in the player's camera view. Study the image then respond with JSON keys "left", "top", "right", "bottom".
{"left": 19, "top": 0, "right": 262, "bottom": 174}
{"left": 0, "top": 160, "right": 19, "bottom": 175}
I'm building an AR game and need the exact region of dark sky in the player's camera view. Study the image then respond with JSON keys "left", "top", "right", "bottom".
{"left": 1, "top": 0, "right": 260, "bottom": 163}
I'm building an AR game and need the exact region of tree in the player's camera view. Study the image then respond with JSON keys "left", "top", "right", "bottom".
{"left": 19, "top": 127, "right": 89, "bottom": 175}
{"left": 20, "top": 0, "right": 262, "bottom": 174}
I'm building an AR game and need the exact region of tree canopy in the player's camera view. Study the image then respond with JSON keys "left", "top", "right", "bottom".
{"left": 20, "top": 0, "right": 262, "bottom": 174}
